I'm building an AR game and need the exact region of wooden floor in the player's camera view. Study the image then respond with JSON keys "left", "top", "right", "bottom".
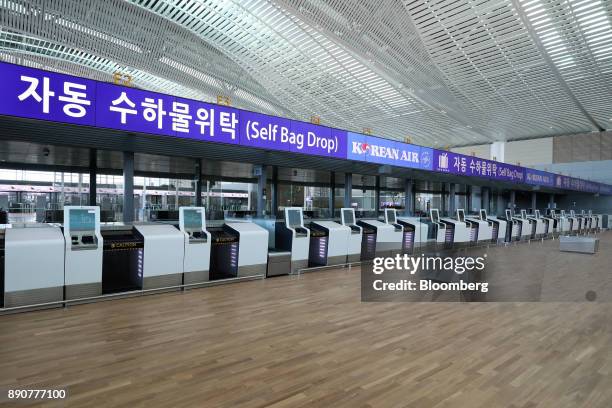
{"left": 2, "top": 234, "right": 612, "bottom": 407}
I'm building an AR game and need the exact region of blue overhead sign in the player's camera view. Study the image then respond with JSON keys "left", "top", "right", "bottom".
{"left": 0, "top": 60, "right": 609, "bottom": 194}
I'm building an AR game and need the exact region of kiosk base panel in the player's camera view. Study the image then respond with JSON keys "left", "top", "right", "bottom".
{"left": 5, "top": 286, "right": 63, "bottom": 308}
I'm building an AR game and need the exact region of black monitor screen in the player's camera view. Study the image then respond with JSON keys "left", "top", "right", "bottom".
{"left": 430, "top": 209, "right": 440, "bottom": 223}
{"left": 521, "top": 210, "right": 527, "bottom": 219}
{"left": 480, "top": 209, "right": 487, "bottom": 220}
{"left": 287, "top": 209, "right": 302, "bottom": 228}
{"left": 505, "top": 209, "right": 512, "bottom": 219}
{"left": 457, "top": 209, "right": 465, "bottom": 222}
{"left": 69, "top": 209, "right": 95, "bottom": 231}
{"left": 183, "top": 209, "right": 202, "bottom": 229}
{"left": 386, "top": 210, "right": 396, "bottom": 224}
{"left": 342, "top": 209, "right": 355, "bottom": 225}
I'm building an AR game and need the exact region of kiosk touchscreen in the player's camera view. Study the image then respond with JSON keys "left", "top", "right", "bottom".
{"left": 64, "top": 206, "right": 103, "bottom": 300}
{"left": 341, "top": 208, "right": 363, "bottom": 263}
{"left": 503, "top": 209, "right": 521, "bottom": 241}
{"left": 429, "top": 209, "right": 449, "bottom": 247}
{"left": 275, "top": 208, "right": 310, "bottom": 273}
{"left": 431, "top": 208, "right": 440, "bottom": 224}
{"left": 179, "top": 207, "right": 211, "bottom": 284}
{"left": 4, "top": 224, "right": 65, "bottom": 308}
{"left": 457, "top": 209, "right": 465, "bottom": 223}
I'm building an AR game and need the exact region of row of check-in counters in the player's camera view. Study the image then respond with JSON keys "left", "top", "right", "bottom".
{"left": 0, "top": 206, "right": 607, "bottom": 311}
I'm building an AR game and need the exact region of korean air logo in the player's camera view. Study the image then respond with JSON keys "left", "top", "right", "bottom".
{"left": 438, "top": 152, "right": 449, "bottom": 170}
{"left": 420, "top": 150, "right": 431, "bottom": 167}
{"left": 351, "top": 141, "right": 370, "bottom": 155}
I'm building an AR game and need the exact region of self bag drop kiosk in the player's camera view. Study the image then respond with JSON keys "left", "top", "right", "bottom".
{"left": 137, "top": 224, "right": 185, "bottom": 289}
{"left": 557, "top": 210, "right": 571, "bottom": 233}
{"left": 466, "top": 209, "right": 493, "bottom": 244}
{"left": 100, "top": 223, "right": 184, "bottom": 293}
{"left": 308, "top": 219, "right": 351, "bottom": 267}
{"left": 358, "top": 213, "right": 403, "bottom": 257}
{"left": 429, "top": 209, "right": 452, "bottom": 248}
{"left": 179, "top": 207, "right": 211, "bottom": 284}
{"left": 492, "top": 209, "right": 519, "bottom": 242}
{"left": 340, "top": 208, "right": 362, "bottom": 263}
{"left": 4, "top": 224, "right": 65, "bottom": 308}
{"left": 396, "top": 214, "right": 429, "bottom": 251}
{"left": 439, "top": 209, "right": 470, "bottom": 247}
{"left": 384, "top": 209, "right": 413, "bottom": 254}
{"left": 276, "top": 207, "right": 310, "bottom": 273}
{"left": 224, "top": 222, "right": 268, "bottom": 277}
{"left": 481, "top": 209, "right": 507, "bottom": 244}
{"left": 64, "top": 206, "right": 103, "bottom": 299}
{"left": 511, "top": 210, "right": 531, "bottom": 241}
{"left": 527, "top": 210, "right": 547, "bottom": 238}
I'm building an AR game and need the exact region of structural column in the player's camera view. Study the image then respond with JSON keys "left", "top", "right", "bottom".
{"left": 329, "top": 171, "right": 335, "bottom": 217}
{"left": 549, "top": 194, "right": 555, "bottom": 209}
{"left": 531, "top": 191, "right": 537, "bottom": 213}
{"left": 375, "top": 176, "right": 381, "bottom": 217}
{"left": 496, "top": 193, "right": 504, "bottom": 215}
{"left": 195, "top": 158, "right": 203, "bottom": 207}
{"left": 482, "top": 187, "right": 490, "bottom": 214}
{"left": 89, "top": 148, "right": 97, "bottom": 206}
{"left": 123, "top": 151, "right": 134, "bottom": 223}
{"left": 403, "top": 179, "right": 414, "bottom": 216}
{"left": 344, "top": 173, "right": 352, "bottom": 208}
{"left": 271, "top": 165, "right": 278, "bottom": 217}
{"left": 256, "top": 165, "right": 267, "bottom": 217}
{"left": 466, "top": 185, "right": 472, "bottom": 212}
{"left": 448, "top": 183, "right": 456, "bottom": 215}
{"left": 441, "top": 183, "right": 446, "bottom": 215}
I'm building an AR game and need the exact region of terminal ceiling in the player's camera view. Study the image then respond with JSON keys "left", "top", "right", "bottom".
{"left": 0, "top": 0, "right": 610, "bottom": 148}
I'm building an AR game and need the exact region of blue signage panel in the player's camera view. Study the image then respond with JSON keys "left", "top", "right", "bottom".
{"left": 0, "top": 62, "right": 97, "bottom": 127}
{"left": 433, "top": 150, "right": 524, "bottom": 183}
{"left": 0, "top": 61, "right": 609, "bottom": 193}
{"left": 346, "top": 132, "right": 431, "bottom": 170}
{"left": 525, "top": 169, "right": 555, "bottom": 187}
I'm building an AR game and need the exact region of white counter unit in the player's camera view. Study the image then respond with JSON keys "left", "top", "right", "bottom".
{"left": 310, "top": 220, "right": 350, "bottom": 266}
{"left": 397, "top": 216, "right": 429, "bottom": 250}
{"left": 4, "top": 225, "right": 65, "bottom": 308}
{"left": 225, "top": 222, "right": 268, "bottom": 276}
{"left": 357, "top": 219, "right": 403, "bottom": 256}
{"left": 135, "top": 224, "right": 185, "bottom": 289}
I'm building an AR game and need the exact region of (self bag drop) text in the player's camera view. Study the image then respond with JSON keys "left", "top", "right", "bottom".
{"left": 246, "top": 121, "right": 337, "bottom": 153}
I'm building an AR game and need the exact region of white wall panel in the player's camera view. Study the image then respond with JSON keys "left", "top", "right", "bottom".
{"left": 505, "top": 138, "right": 553, "bottom": 166}
{"left": 451, "top": 144, "right": 490, "bottom": 160}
